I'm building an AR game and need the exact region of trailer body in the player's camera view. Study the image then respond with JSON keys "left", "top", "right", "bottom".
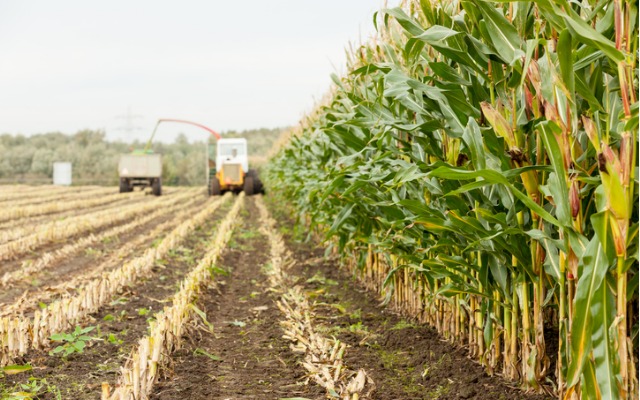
{"left": 118, "top": 154, "right": 162, "bottom": 196}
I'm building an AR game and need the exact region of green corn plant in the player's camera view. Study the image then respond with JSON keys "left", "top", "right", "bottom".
{"left": 267, "top": 0, "right": 638, "bottom": 398}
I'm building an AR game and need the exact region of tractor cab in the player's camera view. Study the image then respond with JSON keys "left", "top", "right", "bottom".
{"left": 208, "top": 137, "right": 262, "bottom": 195}
{"left": 216, "top": 138, "right": 249, "bottom": 178}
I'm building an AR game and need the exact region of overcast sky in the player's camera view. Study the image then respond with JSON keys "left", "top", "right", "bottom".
{"left": 0, "top": 1, "right": 396, "bottom": 142}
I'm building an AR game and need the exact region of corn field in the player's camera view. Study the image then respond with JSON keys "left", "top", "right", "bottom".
{"left": 267, "top": 0, "right": 639, "bottom": 398}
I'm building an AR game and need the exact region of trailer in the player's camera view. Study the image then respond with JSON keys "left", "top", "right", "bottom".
{"left": 118, "top": 153, "right": 162, "bottom": 196}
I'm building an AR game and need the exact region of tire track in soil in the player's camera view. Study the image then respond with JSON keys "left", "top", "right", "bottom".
{"left": 0, "top": 196, "right": 210, "bottom": 310}
{"left": 0, "top": 200, "right": 233, "bottom": 399}
{"left": 281, "top": 232, "right": 554, "bottom": 399}
{"left": 151, "top": 197, "right": 326, "bottom": 400}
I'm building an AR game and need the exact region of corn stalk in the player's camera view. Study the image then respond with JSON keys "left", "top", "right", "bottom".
{"left": 267, "top": 0, "right": 639, "bottom": 397}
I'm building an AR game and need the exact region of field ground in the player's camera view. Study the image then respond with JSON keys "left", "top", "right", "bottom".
{"left": 0, "top": 186, "right": 551, "bottom": 399}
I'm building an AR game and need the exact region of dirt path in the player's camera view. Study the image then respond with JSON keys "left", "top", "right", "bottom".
{"left": 152, "top": 197, "right": 326, "bottom": 399}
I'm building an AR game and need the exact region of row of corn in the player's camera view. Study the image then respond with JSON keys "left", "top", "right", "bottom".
{"left": 0, "top": 193, "right": 230, "bottom": 365}
{"left": 268, "top": 0, "right": 638, "bottom": 398}
{"left": 256, "top": 198, "right": 372, "bottom": 399}
{"left": 103, "top": 193, "right": 244, "bottom": 399}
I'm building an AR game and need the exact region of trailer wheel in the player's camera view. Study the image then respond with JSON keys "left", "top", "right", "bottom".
{"left": 244, "top": 176, "right": 255, "bottom": 196}
{"left": 210, "top": 177, "right": 221, "bottom": 196}
{"left": 119, "top": 178, "right": 131, "bottom": 193}
{"left": 152, "top": 178, "right": 162, "bottom": 196}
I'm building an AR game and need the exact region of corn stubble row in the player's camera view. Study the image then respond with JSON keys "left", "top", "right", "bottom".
{"left": 255, "top": 198, "right": 372, "bottom": 399}
{"left": 268, "top": 0, "right": 638, "bottom": 398}
{"left": 0, "top": 195, "right": 205, "bottom": 313}
{"left": 0, "top": 190, "right": 142, "bottom": 223}
{"left": 103, "top": 193, "right": 244, "bottom": 400}
{"left": 0, "top": 193, "right": 230, "bottom": 365}
{"left": 0, "top": 186, "right": 115, "bottom": 210}
{"left": 0, "top": 185, "right": 84, "bottom": 203}
{"left": 0, "top": 188, "right": 198, "bottom": 260}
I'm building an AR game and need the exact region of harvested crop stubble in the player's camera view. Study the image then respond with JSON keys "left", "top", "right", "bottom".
{"left": 0, "top": 188, "right": 198, "bottom": 260}
{"left": 0, "top": 187, "right": 182, "bottom": 233}
{"left": 0, "top": 194, "right": 205, "bottom": 310}
{"left": 0, "top": 193, "right": 230, "bottom": 365}
{"left": 0, "top": 190, "right": 141, "bottom": 222}
{"left": 256, "top": 197, "right": 372, "bottom": 399}
{"left": 0, "top": 186, "right": 114, "bottom": 208}
{"left": 0, "top": 185, "right": 80, "bottom": 202}
{"left": 104, "top": 193, "right": 245, "bottom": 400}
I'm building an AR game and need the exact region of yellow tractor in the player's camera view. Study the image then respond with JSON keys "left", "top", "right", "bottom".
{"left": 208, "top": 137, "right": 263, "bottom": 195}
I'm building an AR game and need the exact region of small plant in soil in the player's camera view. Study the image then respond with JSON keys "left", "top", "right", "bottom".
{"left": 101, "top": 235, "right": 120, "bottom": 245}
{"left": 209, "top": 265, "right": 229, "bottom": 277}
{"left": 238, "top": 228, "right": 259, "bottom": 239}
{"left": 137, "top": 307, "right": 150, "bottom": 316}
{"left": 306, "top": 272, "right": 338, "bottom": 286}
{"left": 83, "top": 247, "right": 102, "bottom": 258}
{"left": 390, "top": 320, "right": 416, "bottom": 330}
{"left": 193, "top": 348, "right": 221, "bottom": 361}
{"left": 348, "top": 321, "right": 369, "bottom": 334}
{"left": 49, "top": 326, "right": 99, "bottom": 357}
{"left": 109, "top": 297, "right": 128, "bottom": 306}
{"left": 107, "top": 333, "right": 123, "bottom": 346}
{"left": 0, "top": 377, "right": 61, "bottom": 400}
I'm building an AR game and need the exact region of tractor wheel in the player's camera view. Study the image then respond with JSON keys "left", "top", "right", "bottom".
{"left": 210, "top": 177, "right": 221, "bottom": 196}
{"left": 119, "top": 178, "right": 131, "bottom": 193}
{"left": 254, "top": 176, "right": 264, "bottom": 194}
{"left": 152, "top": 178, "right": 162, "bottom": 196}
{"left": 244, "top": 176, "right": 255, "bottom": 196}
{"left": 247, "top": 169, "right": 264, "bottom": 194}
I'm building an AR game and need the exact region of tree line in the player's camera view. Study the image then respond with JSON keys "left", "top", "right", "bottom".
{"left": 0, "top": 127, "right": 284, "bottom": 186}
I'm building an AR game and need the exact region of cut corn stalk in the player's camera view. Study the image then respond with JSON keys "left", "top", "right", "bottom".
{"left": 104, "top": 193, "right": 244, "bottom": 400}
{"left": 256, "top": 197, "right": 373, "bottom": 399}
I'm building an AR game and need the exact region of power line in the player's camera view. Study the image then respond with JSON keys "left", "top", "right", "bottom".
{"left": 115, "top": 106, "right": 143, "bottom": 139}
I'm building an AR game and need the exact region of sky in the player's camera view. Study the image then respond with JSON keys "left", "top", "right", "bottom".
{"left": 0, "top": 1, "right": 397, "bottom": 143}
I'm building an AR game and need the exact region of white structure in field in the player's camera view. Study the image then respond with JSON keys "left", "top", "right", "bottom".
{"left": 53, "top": 162, "right": 72, "bottom": 186}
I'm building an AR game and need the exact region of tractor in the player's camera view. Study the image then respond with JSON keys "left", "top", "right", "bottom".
{"left": 141, "top": 118, "right": 263, "bottom": 196}
{"left": 208, "top": 137, "right": 263, "bottom": 196}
